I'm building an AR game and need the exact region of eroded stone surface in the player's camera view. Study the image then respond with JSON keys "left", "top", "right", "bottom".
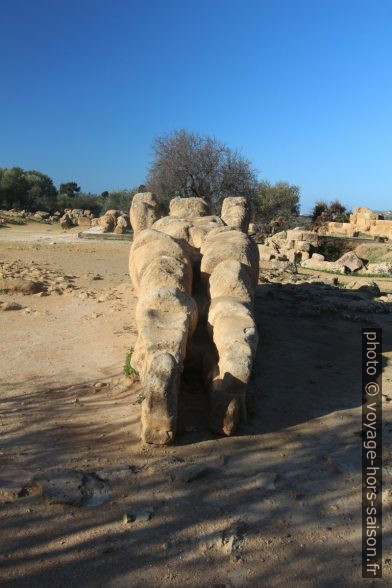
{"left": 130, "top": 192, "right": 161, "bottom": 236}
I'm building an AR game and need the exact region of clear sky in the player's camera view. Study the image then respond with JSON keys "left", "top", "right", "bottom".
{"left": 1, "top": 0, "right": 391, "bottom": 212}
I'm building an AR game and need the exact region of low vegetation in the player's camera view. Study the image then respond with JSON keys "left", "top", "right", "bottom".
{"left": 123, "top": 347, "right": 139, "bottom": 379}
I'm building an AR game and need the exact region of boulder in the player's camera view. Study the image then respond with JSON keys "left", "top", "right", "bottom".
{"left": 257, "top": 244, "right": 276, "bottom": 261}
{"left": 335, "top": 251, "right": 364, "bottom": 272}
{"left": 301, "top": 258, "right": 345, "bottom": 273}
{"left": 365, "top": 262, "right": 392, "bottom": 275}
{"left": 312, "top": 253, "right": 325, "bottom": 262}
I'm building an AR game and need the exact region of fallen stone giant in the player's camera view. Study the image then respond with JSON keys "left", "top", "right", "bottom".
{"left": 129, "top": 195, "right": 259, "bottom": 445}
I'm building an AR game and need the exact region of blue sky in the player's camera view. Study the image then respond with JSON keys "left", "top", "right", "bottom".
{"left": 1, "top": 0, "right": 391, "bottom": 212}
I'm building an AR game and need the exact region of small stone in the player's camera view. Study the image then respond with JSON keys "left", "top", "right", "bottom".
{"left": 122, "top": 512, "right": 134, "bottom": 524}
{"left": 123, "top": 507, "right": 153, "bottom": 523}
{"left": 94, "top": 382, "right": 107, "bottom": 389}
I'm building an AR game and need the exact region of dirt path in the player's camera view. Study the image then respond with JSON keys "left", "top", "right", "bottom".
{"left": 0, "top": 224, "right": 391, "bottom": 587}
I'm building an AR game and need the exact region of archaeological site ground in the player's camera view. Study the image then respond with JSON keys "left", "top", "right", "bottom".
{"left": 0, "top": 200, "right": 391, "bottom": 587}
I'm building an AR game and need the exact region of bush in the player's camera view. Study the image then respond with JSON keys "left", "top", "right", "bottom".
{"left": 57, "top": 192, "right": 103, "bottom": 216}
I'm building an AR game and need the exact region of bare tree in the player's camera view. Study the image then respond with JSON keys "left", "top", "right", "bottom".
{"left": 146, "top": 129, "right": 257, "bottom": 209}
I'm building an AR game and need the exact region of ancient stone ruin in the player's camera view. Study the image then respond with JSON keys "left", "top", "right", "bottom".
{"left": 128, "top": 194, "right": 259, "bottom": 445}
{"left": 325, "top": 206, "right": 392, "bottom": 239}
{"left": 257, "top": 228, "right": 319, "bottom": 272}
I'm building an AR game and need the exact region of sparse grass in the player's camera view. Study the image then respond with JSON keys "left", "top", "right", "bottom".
{"left": 355, "top": 271, "right": 391, "bottom": 279}
{"left": 356, "top": 231, "right": 375, "bottom": 239}
{"left": 299, "top": 265, "right": 391, "bottom": 280}
{"left": 123, "top": 347, "right": 139, "bottom": 379}
{"left": 334, "top": 279, "right": 346, "bottom": 288}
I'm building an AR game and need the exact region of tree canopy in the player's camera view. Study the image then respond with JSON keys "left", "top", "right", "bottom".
{"left": 254, "top": 180, "right": 300, "bottom": 228}
{"left": 0, "top": 167, "right": 57, "bottom": 210}
{"left": 146, "top": 129, "right": 257, "bottom": 209}
{"left": 59, "top": 182, "right": 81, "bottom": 198}
{"left": 312, "top": 199, "right": 350, "bottom": 229}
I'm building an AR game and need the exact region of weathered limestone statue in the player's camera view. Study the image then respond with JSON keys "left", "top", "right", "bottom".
{"left": 129, "top": 194, "right": 259, "bottom": 445}
{"left": 220, "top": 196, "right": 250, "bottom": 233}
{"left": 130, "top": 192, "right": 161, "bottom": 237}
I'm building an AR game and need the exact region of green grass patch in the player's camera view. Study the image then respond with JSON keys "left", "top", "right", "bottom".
{"left": 123, "top": 347, "right": 139, "bottom": 379}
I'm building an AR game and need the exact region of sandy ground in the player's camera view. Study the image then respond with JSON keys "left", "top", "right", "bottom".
{"left": 0, "top": 223, "right": 391, "bottom": 587}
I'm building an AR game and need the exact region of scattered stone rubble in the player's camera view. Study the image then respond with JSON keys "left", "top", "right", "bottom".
{"left": 257, "top": 225, "right": 392, "bottom": 276}
{"left": 0, "top": 260, "right": 78, "bottom": 297}
{"left": 257, "top": 228, "right": 319, "bottom": 271}
{"left": 129, "top": 194, "right": 258, "bottom": 445}
{"left": 301, "top": 251, "right": 392, "bottom": 276}
{"left": 60, "top": 209, "right": 96, "bottom": 229}
{"left": 0, "top": 209, "right": 63, "bottom": 224}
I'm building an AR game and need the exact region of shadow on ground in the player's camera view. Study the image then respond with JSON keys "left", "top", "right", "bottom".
{"left": 1, "top": 281, "right": 391, "bottom": 587}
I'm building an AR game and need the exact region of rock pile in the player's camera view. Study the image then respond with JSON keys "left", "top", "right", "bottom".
{"left": 0, "top": 260, "right": 78, "bottom": 297}
{"left": 128, "top": 195, "right": 259, "bottom": 445}
{"left": 301, "top": 251, "right": 392, "bottom": 276}
{"left": 258, "top": 229, "right": 319, "bottom": 269}
{"left": 301, "top": 250, "right": 364, "bottom": 274}
{"left": 0, "top": 209, "right": 63, "bottom": 224}
{"left": 60, "top": 209, "right": 96, "bottom": 229}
